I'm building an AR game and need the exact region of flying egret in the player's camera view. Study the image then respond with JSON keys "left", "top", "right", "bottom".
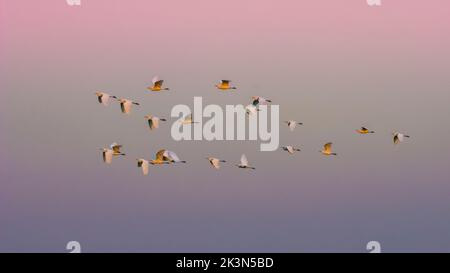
{"left": 357, "top": 127, "right": 375, "bottom": 134}
{"left": 100, "top": 147, "right": 124, "bottom": 164}
{"left": 252, "top": 96, "right": 272, "bottom": 107}
{"left": 207, "top": 157, "right": 226, "bottom": 169}
{"left": 321, "top": 142, "right": 337, "bottom": 156}
{"left": 180, "top": 114, "right": 198, "bottom": 125}
{"left": 137, "top": 159, "right": 150, "bottom": 176}
{"left": 110, "top": 143, "right": 125, "bottom": 156}
{"left": 393, "top": 132, "right": 410, "bottom": 145}
{"left": 95, "top": 92, "right": 116, "bottom": 106}
{"left": 116, "top": 98, "right": 140, "bottom": 114}
{"left": 147, "top": 76, "right": 169, "bottom": 91}
{"left": 284, "top": 120, "right": 303, "bottom": 131}
{"left": 236, "top": 154, "right": 255, "bottom": 170}
{"left": 215, "top": 80, "right": 236, "bottom": 90}
{"left": 145, "top": 115, "right": 167, "bottom": 130}
{"left": 282, "top": 146, "right": 301, "bottom": 154}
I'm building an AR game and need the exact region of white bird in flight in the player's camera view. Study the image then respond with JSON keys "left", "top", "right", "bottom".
{"left": 393, "top": 132, "right": 410, "bottom": 145}
{"left": 282, "top": 146, "right": 301, "bottom": 154}
{"left": 180, "top": 114, "right": 198, "bottom": 125}
{"left": 252, "top": 96, "right": 272, "bottom": 107}
{"left": 236, "top": 154, "right": 255, "bottom": 170}
{"left": 206, "top": 157, "right": 226, "bottom": 169}
{"left": 116, "top": 98, "right": 140, "bottom": 114}
{"left": 95, "top": 92, "right": 116, "bottom": 106}
{"left": 137, "top": 159, "right": 150, "bottom": 176}
{"left": 100, "top": 147, "right": 125, "bottom": 164}
{"left": 145, "top": 115, "right": 167, "bottom": 130}
{"left": 321, "top": 142, "right": 337, "bottom": 156}
{"left": 284, "top": 120, "right": 303, "bottom": 131}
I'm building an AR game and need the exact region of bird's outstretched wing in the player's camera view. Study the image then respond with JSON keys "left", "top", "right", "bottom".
{"left": 164, "top": 150, "right": 182, "bottom": 163}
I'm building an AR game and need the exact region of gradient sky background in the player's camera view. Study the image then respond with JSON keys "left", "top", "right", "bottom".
{"left": 1, "top": 0, "right": 450, "bottom": 252}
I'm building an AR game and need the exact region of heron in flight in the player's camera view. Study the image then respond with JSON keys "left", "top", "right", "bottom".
{"left": 357, "top": 127, "right": 375, "bottom": 134}
{"left": 284, "top": 120, "right": 303, "bottom": 131}
{"left": 207, "top": 157, "right": 226, "bottom": 169}
{"left": 147, "top": 76, "right": 169, "bottom": 91}
{"left": 180, "top": 114, "right": 198, "bottom": 125}
{"left": 321, "top": 142, "right": 337, "bottom": 156}
{"left": 252, "top": 96, "right": 272, "bottom": 107}
{"left": 116, "top": 98, "right": 140, "bottom": 114}
{"left": 95, "top": 92, "right": 116, "bottom": 106}
{"left": 145, "top": 115, "right": 167, "bottom": 130}
{"left": 393, "top": 132, "right": 410, "bottom": 145}
{"left": 236, "top": 154, "right": 255, "bottom": 170}
{"left": 215, "top": 80, "right": 237, "bottom": 90}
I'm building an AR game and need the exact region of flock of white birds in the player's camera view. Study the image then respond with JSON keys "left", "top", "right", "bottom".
{"left": 95, "top": 78, "right": 411, "bottom": 176}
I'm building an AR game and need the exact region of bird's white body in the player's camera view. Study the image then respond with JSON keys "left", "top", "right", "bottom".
{"left": 96, "top": 92, "right": 112, "bottom": 106}
{"left": 207, "top": 157, "right": 225, "bottom": 169}
{"left": 145, "top": 115, "right": 165, "bottom": 130}
{"left": 282, "top": 146, "right": 300, "bottom": 154}
{"left": 120, "top": 99, "right": 132, "bottom": 114}
{"left": 285, "top": 120, "right": 302, "bottom": 131}
{"left": 101, "top": 93, "right": 110, "bottom": 105}
{"left": 116, "top": 98, "right": 139, "bottom": 114}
